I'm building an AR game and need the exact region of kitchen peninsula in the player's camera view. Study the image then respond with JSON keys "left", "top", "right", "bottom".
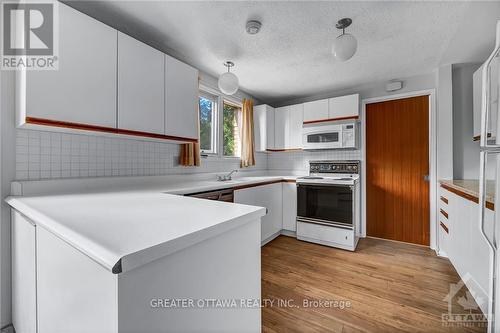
{"left": 7, "top": 186, "right": 266, "bottom": 333}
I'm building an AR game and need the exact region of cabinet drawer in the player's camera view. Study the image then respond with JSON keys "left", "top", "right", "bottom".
{"left": 438, "top": 220, "right": 450, "bottom": 257}
{"left": 297, "top": 221, "right": 355, "bottom": 250}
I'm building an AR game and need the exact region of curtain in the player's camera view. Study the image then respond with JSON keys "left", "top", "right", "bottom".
{"left": 240, "top": 98, "right": 256, "bottom": 167}
{"left": 179, "top": 142, "right": 200, "bottom": 166}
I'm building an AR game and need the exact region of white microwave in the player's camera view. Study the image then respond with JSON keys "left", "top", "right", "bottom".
{"left": 302, "top": 122, "right": 358, "bottom": 150}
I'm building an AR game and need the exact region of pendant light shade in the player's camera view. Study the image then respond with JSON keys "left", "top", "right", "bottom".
{"left": 332, "top": 18, "right": 357, "bottom": 62}
{"left": 332, "top": 33, "right": 357, "bottom": 62}
{"left": 218, "top": 61, "right": 239, "bottom": 95}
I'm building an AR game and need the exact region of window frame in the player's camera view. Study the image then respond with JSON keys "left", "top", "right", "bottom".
{"left": 198, "top": 85, "right": 243, "bottom": 160}
{"left": 198, "top": 91, "right": 219, "bottom": 155}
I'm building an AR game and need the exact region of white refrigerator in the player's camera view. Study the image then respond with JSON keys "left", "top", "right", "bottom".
{"left": 478, "top": 20, "right": 500, "bottom": 333}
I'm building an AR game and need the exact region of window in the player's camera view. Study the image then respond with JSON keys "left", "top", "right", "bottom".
{"left": 199, "top": 93, "right": 217, "bottom": 154}
{"left": 223, "top": 101, "right": 242, "bottom": 157}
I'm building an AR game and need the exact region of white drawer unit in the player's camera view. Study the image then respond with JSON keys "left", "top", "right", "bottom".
{"left": 438, "top": 183, "right": 494, "bottom": 315}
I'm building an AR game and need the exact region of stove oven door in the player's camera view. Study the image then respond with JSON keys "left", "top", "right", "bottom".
{"left": 297, "top": 183, "right": 354, "bottom": 229}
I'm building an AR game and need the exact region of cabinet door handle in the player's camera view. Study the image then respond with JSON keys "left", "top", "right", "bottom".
{"left": 440, "top": 196, "right": 448, "bottom": 204}
{"left": 440, "top": 222, "right": 449, "bottom": 234}
{"left": 440, "top": 209, "right": 448, "bottom": 219}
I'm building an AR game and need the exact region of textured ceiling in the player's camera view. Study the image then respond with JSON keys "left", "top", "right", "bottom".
{"left": 67, "top": 1, "right": 500, "bottom": 105}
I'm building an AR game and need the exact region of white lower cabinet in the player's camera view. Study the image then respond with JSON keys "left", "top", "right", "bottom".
{"left": 439, "top": 185, "right": 493, "bottom": 315}
{"left": 11, "top": 210, "right": 261, "bottom": 333}
{"left": 12, "top": 211, "right": 37, "bottom": 333}
{"left": 282, "top": 183, "right": 297, "bottom": 232}
{"left": 234, "top": 183, "right": 283, "bottom": 244}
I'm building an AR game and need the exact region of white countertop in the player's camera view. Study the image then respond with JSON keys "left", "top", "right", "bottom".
{"left": 6, "top": 174, "right": 298, "bottom": 274}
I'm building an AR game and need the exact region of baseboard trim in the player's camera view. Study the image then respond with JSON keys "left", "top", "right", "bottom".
{"left": 280, "top": 230, "right": 296, "bottom": 238}
{"left": 261, "top": 231, "right": 281, "bottom": 246}
{"left": 1, "top": 324, "right": 15, "bottom": 333}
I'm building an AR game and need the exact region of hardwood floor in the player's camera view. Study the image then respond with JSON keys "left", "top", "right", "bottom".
{"left": 261, "top": 236, "right": 486, "bottom": 333}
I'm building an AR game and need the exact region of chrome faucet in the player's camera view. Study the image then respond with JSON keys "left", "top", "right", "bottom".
{"left": 217, "top": 169, "right": 238, "bottom": 181}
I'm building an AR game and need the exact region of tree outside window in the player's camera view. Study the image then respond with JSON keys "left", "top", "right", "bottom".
{"left": 223, "top": 102, "right": 241, "bottom": 157}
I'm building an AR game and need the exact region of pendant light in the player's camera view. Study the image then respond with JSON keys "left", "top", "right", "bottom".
{"left": 218, "top": 61, "right": 239, "bottom": 95}
{"left": 332, "top": 18, "right": 357, "bottom": 62}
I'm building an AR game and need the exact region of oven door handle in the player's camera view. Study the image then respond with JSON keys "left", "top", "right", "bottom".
{"left": 296, "top": 217, "right": 354, "bottom": 230}
{"left": 297, "top": 183, "right": 354, "bottom": 190}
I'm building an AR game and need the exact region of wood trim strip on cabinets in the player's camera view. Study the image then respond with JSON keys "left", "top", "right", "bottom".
{"left": 233, "top": 180, "right": 284, "bottom": 191}
{"left": 473, "top": 133, "right": 492, "bottom": 141}
{"left": 440, "top": 196, "right": 448, "bottom": 204}
{"left": 266, "top": 148, "right": 303, "bottom": 152}
{"left": 232, "top": 179, "right": 296, "bottom": 191}
{"left": 440, "top": 222, "right": 449, "bottom": 234}
{"left": 25, "top": 117, "right": 198, "bottom": 143}
{"left": 440, "top": 209, "right": 448, "bottom": 219}
{"left": 303, "top": 115, "right": 359, "bottom": 125}
{"left": 440, "top": 183, "right": 495, "bottom": 211}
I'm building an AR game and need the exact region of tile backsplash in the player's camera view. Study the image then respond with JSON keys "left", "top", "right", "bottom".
{"left": 15, "top": 129, "right": 267, "bottom": 181}
{"left": 15, "top": 129, "right": 362, "bottom": 181}
{"left": 267, "top": 149, "right": 362, "bottom": 172}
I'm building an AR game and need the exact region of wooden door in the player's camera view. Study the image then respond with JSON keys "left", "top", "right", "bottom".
{"left": 366, "top": 96, "right": 430, "bottom": 245}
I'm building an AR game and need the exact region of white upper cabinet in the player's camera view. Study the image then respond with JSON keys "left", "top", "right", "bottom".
{"left": 289, "top": 104, "right": 303, "bottom": 148}
{"left": 274, "top": 106, "right": 290, "bottom": 150}
{"left": 20, "top": 2, "right": 117, "bottom": 128}
{"left": 328, "top": 94, "right": 359, "bottom": 119}
{"left": 253, "top": 105, "right": 268, "bottom": 152}
{"left": 117, "top": 32, "right": 164, "bottom": 134}
{"left": 473, "top": 62, "right": 499, "bottom": 140}
{"left": 266, "top": 105, "right": 276, "bottom": 150}
{"left": 273, "top": 105, "right": 303, "bottom": 150}
{"left": 303, "top": 99, "right": 329, "bottom": 123}
{"left": 165, "top": 55, "right": 199, "bottom": 140}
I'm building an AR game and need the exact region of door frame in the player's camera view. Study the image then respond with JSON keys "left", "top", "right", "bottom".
{"left": 360, "top": 89, "right": 437, "bottom": 250}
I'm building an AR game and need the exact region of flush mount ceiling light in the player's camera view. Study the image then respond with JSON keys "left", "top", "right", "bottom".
{"left": 246, "top": 20, "right": 262, "bottom": 35}
{"left": 332, "top": 18, "right": 357, "bottom": 62}
{"left": 218, "top": 61, "right": 239, "bottom": 95}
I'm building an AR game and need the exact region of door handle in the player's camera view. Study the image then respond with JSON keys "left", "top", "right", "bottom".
{"left": 423, "top": 175, "right": 430, "bottom": 182}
